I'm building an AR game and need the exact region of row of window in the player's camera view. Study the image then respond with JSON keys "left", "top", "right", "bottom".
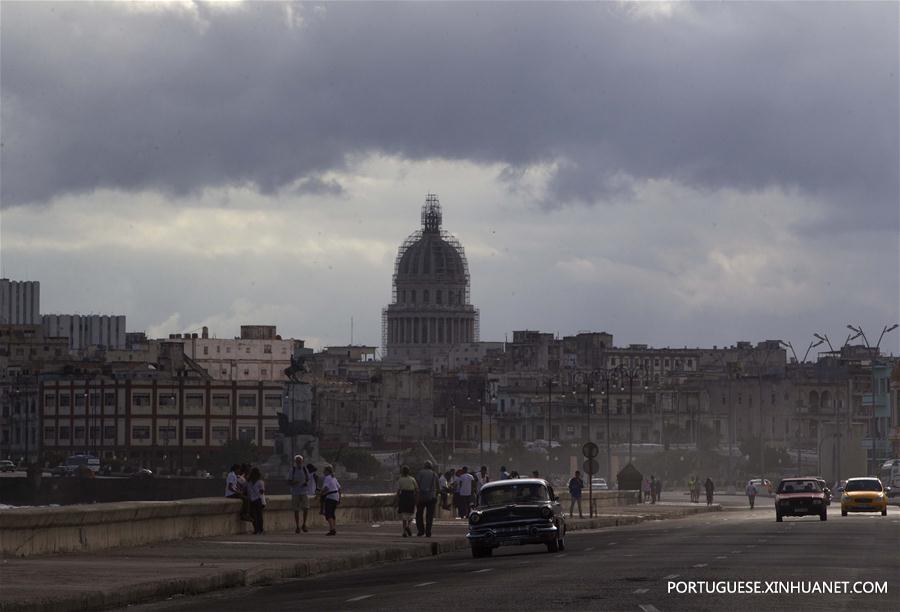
{"left": 199, "top": 344, "right": 285, "bottom": 355}
{"left": 398, "top": 288, "right": 464, "bottom": 305}
{"left": 42, "top": 392, "right": 283, "bottom": 410}
{"left": 607, "top": 356, "right": 695, "bottom": 370}
{"left": 43, "top": 425, "right": 279, "bottom": 442}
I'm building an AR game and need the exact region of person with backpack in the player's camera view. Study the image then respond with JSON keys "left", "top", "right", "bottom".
{"left": 321, "top": 465, "right": 341, "bottom": 536}
{"left": 288, "top": 454, "right": 311, "bottom": 533}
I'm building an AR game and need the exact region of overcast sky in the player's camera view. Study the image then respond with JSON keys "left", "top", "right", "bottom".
{"left": 1, "top": 1, "right": 898, "bottom": 356}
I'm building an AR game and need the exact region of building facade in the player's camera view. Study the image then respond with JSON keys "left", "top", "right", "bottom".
{"left": 42, "top": 314, "right": 127, "bottom": 352}
{"left": 0, "top": 279, "right": 40, "bottom": 325}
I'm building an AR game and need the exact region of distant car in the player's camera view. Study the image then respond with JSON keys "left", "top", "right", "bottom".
{"left": 590, "top": 478, "right": 609, "bottom": 490}
{"left": 50, "top": 465, "right": 70, "bottom": 477}
{"left": 748, "top": 478, "right": 773, "bottom": 496}
{"left": 840, "top": 478, "right": 888, "bottom": 517}
{"left": 775, "top": 478, "right": 827, "bottom": 522}
{"left": 815, "top": 478, "right": 832, "bottom": 505}
{"left": 131, "top": 468, "right": 154, "bottom": 479}
{"left": 0, "top": 460, "right": 15, "bottom": 473}
{"left": 466, "top": 479, "right": 566, "bottom": 558}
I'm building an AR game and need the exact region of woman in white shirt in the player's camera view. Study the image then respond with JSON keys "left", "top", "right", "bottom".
{"left": 247, "top": 466, "right": 266, "bottom": 534}
{"left": 320, "top": 465, "right": 341, "bottom": 536}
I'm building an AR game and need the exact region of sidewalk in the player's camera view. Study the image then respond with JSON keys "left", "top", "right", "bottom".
{"left": 0, "top": 504, "right": 719, "bottom": 612}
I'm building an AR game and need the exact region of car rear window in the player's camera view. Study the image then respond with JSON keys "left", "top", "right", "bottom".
{"left": 777, "top": 480, "right": 821, "bottom": 494}
{"left": 844, "top": 479, "right": 882, "bottom": 492}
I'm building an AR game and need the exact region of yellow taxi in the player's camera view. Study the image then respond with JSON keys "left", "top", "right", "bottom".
{"left": 840, "top": 477, "right": 888, "bottom": 516}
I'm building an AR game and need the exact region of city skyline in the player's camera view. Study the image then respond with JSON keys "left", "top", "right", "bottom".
{"left": 1, "top": 2, "right": 897, "bottom": 354}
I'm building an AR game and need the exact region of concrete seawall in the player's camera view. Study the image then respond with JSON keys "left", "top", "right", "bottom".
{"left": 0, "top": 490, "right": 639, "bottom": 558}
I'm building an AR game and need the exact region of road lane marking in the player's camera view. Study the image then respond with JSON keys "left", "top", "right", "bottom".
{"left": 633, "top": 588, "right": 649, "bottom": 594}
{"left": 746, "top": 544, "right": 756, "bottom": 548}
{"left": 608, "top": 542, "right": 618, "bottom": 545}
{"left": 555, "top": 554, "right": 567, "bottom": 558}
{"left": 414, "top": 582, "right": 436, "bottom": 588}
{"left": 346, "top": 595, "right": 373, "bottom": 602}
{"left": 471, "top": 568, "right": 494, "bottom": 573}
{"left": 731, "top": 550, "right": 742, "bottom": 554}
{"left": 639, "top": 605, "right": 661, "bottom": 612}
{"left": 693, "top": 563, "right": 707, "bottom": 568}
{"left": 716, "top": 556, "right": 727, "bottom": 560}
{"left": 449, "top": 562, "right": 470, "bottom": 567}
{"left": 663, "top": 574, "right": 679, "bottom": 580}
{"left": 584, "top": 547, "right": 595, "bottom": 551}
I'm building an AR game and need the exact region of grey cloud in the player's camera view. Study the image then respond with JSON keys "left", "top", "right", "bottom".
{"left": 1, "top": 1, "right": 897, "bottom": 227}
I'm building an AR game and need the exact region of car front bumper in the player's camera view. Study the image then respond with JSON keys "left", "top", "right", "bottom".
{"left": 777, "top": 500, "right": 825, "bottom": 516}
{"left": 467, "top": 522, "right": 559, "bottom": 548}
{"left": 842, "top": 498, "right": 887, "bottom": 513}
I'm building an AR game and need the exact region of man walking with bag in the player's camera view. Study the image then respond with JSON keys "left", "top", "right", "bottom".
{"left": 415, "top": 461, "right": 440, "bottom": 537}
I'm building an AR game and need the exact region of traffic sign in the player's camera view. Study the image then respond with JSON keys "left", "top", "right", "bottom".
{"left": 583, "top": 459, "right": 599, "bottom": 475}
{"left": 582, "top": 442, "right": 599, "bottom": 459}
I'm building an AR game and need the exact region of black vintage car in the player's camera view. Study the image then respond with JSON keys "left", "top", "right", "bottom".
{"left": 466, "top": 479, "right": 566, "bottom": 558}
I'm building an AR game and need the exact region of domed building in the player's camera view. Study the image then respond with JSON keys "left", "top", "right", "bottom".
{"left": 383, "top": 194, "right": 479, "bottom": 362}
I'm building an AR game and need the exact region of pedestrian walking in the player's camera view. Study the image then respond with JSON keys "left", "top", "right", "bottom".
{"left": 745, "top": 480, "right": 757, "bottom": 509}
{"left": 642, "top": 478, "right": 651, "bottom": 503}
{"left": 475, "top": 465, "right": 490, "bottom": 493}
{"left": 704, "top": 477, "right": 715, "bottom": 506}
{"left": 415, "top": 461, "right": 440, "bottom": 537}
{"left": 247, "top": 467, "right": 266, "bottom": 534}
{"left": 568, "top": 470, "right": 585, "bottom": 518}
{"left": 321, "top": 465, "right": 341, "bottom": 535}
{"left": 439, "top": 469, "right": 452, "bottom": 510}
{"left": 655, "top": 477, "right": 663, "bottom": 502}
{"left": 650, "top": 475, "right": 657, "bottom": 504}
{"left": 397, "top": 465, "right": 419, "bottom": 537}
{"left": 288, "top": 455, "right": 312, "bottom": 533}
{"left": 455, "top": 466, "right": 475, "bottom": 518}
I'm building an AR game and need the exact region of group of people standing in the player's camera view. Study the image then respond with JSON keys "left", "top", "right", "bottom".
{"left": 641, "top": 475, "right": 664, "bottom": 503}
{"left": 225, "top": 463, "right": 267, "bottom": 534}
{"left": 287, "top": 455, "right": 342, "bottom": 536}
{"left": 687, "top": 476, "right": 716, "bottom": 505}
{"left": 225, "top": 455, "right": 342, "bottom": 536}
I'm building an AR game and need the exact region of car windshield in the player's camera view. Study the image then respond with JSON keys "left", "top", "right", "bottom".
{"left": 480, "top": 483, "right": 549, "bottom": 506}
{"left": 845, "top": 479, "right": 882, "bottom": 492}
{"left": 777, "top": 480, "right": 821, "bottom": 494}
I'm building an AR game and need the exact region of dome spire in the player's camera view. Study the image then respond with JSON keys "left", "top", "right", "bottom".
{"left": 421, "top": 193, "right": 442, "bottom": 233}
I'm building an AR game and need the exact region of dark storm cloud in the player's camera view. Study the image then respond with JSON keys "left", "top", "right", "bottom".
{"left": 1, "top": 1, "right": 897, "bottom": 222}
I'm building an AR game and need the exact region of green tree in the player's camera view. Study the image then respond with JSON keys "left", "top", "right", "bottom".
{"left": 218, "top": 438, "right": 261, "bottom": 473}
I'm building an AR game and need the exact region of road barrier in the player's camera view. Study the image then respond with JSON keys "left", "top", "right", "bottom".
{"left": 0, "top": 490, "right": 639, "bottom": 557}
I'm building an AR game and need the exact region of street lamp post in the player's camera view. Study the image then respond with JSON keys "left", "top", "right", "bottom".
{"left": 596, "top": 369, "right": 614, "bottom": 484}
{"left": 617, "top": 365, "right": 644, "bottom": 464}
{"left": 546, "top": 378, "right": 556, "bottom": 466}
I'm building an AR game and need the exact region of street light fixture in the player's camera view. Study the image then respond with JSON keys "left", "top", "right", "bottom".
{"left": 813, "top": 333, "right": 834, "bottom": 352}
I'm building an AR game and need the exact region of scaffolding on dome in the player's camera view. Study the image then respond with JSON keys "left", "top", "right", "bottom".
{"left": 382, "top": 194, "right": 478, "bottom": 357}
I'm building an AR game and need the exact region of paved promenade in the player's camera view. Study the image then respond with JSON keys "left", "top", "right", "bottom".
{"left": 0, "top": 503, "right": 719, "bottom": 612}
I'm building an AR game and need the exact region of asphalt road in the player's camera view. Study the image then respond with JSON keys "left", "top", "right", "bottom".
{"left": 129, "top": 499, "right": 900, "bottom": 612}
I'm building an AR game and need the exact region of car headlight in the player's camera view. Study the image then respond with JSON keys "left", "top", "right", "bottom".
{"left": 540, "top": 506, "right": 553, "bottom": 519}
{"left": 469, "top": 512, "right": 482, "bottom": 525}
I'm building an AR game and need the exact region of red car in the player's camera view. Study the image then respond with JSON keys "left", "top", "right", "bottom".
{"left": 775, "top": 478, "right": 828, "bottom": 522}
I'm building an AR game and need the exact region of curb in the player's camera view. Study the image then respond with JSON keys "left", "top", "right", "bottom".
{"left": 0, "top": 505, "right": 719, "bottom": 612}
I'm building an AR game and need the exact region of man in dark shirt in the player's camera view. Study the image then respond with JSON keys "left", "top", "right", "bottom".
{"left": 568, "top": 470, "right": 585, "bottom": 518}
{"left": 415, "top": 461, "right": 440, "bottom": 536}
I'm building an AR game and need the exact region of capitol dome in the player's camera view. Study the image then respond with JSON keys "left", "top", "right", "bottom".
{"left": 383, "top": 194, "right": 479, "bottom": 362}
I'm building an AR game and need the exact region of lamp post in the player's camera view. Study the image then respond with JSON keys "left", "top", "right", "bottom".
{"left": 596, "top": 369, "right": 614, "bottom": 483}
{"left": 617, "top": 364, "right": 645, "bottom": 464}
{"left": 546, "top": 378, "right": 556, "bottom": 465}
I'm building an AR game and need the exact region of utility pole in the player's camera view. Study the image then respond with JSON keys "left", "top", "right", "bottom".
{"left": 546, "top": 378, "right": 554, "bottom": 465}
